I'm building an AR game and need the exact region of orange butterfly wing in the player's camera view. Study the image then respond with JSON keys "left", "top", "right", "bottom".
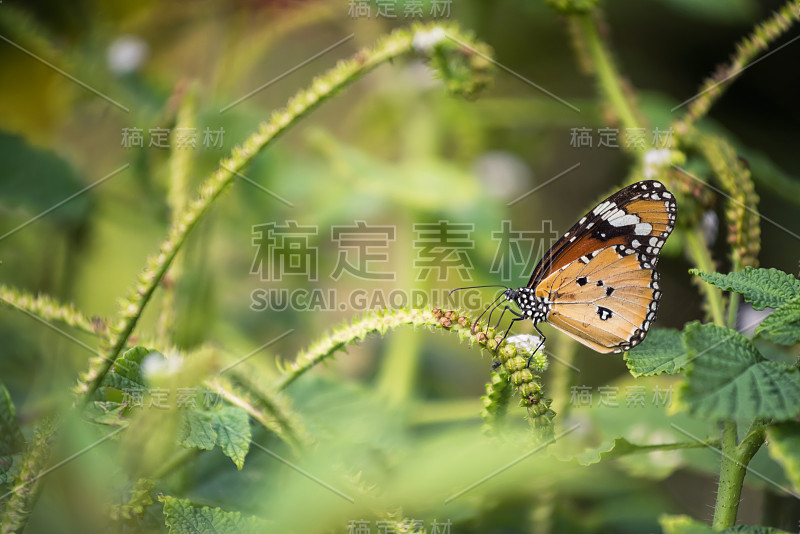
{"left": 530, "top": 180, "right": 676, "bottom": 353}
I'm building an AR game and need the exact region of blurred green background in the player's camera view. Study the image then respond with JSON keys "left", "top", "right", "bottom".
{"left": 1, "top": 0, "right": 799, "bottom": 532}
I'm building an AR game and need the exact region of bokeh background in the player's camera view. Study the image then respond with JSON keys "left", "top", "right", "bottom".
{"left": 1, "top": 0, "right": 799, "bottom": 532}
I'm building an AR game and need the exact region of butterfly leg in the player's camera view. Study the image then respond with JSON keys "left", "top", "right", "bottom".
{"left": 489, "top": 313, "right": 523, "bottom": 368}
{"left": 482, "top": 297, "right": 508, "bottom": 337}
{"left": 525, "top": 323, "right": 547, "bottom": 369}
{"left": 493, "top": 307, "right": 523, "bottom": 354}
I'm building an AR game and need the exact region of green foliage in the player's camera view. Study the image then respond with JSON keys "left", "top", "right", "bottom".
{"left": 109, "top": 478, "right": 156, "bottom": 521}
{"left": 625, "top": 329, "right": 688, "bottom": 376}
{"left": 96, "top": 346, "right": 153, "bottom": 400}
{"left": 754, "top": 296, "right": 800, "bottom": 345}
{"left": 4, "top": 3, "right": 800, "bottom": 531}
{"left": 697, "top": 136, "right": 760, "bottom": 268}
{"left": 0, "top": 420, "right": 56, "bottom": 534}
{"left": 480, "top": 370, "right": 512, "bottom": 434}
{"left": 76, "top": 21, "right": 499, "bottom": 405}
{"left": 0, "top": 381, "right": 23, "bottom": 488}
{"left": 677, "top": 322, "right": 800, "bottom": 421}
{"left": 545, "top": 0, "right": 598, "bottom": 14}
{"left": 0, "top": 132, "right": 89, "bottom": 228}
{"left": 660, "top": 514, "right": 717, "bottom": 534}
{"left": 0, "top": 284, "right": 105, "bottom": 337}
{"left": 652, "top": 0, "right": 757, "bottom": 22}
{"left": 159, "top": 496, "right": 269, "bottom": 534}
{"left": 691, "top": 268, "right": 800, "bottom": 310}
{"left": 575, "top": 437, "right": 647, "bottom": 466}
{"left": 178, "top": 410, "right": 218, "bottom": 452}
{"left": 0, "top": 456, "right": 14, "bottom": 486}
{"left": 0, "top": 381, "right": 24, "bottom": 456}
{"left": 722, "top": 527, "right": 793, "bottom": 534}
{"left": 766, "top": 422, "right": 800, "bottom": 493}
{"left": 180, "top": 406, "right": 251, "bottom": 471}
{"left": 660, "top": 515, "right": 792, "bottom": 534}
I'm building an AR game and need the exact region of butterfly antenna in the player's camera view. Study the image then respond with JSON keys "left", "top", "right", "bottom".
{"left": 448, "top": 284, "right": 509, "bottom": 297}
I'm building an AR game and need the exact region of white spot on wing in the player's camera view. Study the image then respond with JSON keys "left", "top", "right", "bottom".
{"left": 610, "top": 214, "right": 640, "bottom": 227}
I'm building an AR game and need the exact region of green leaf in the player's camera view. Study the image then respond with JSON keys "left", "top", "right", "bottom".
{"left": 574, "top": 437, "right": 644, "bottom": 465}
{"left": 0, "top": 132, "right": 91, "bottom": 228}
{"left": 677, "top": 323, "right": 800, "bottom": 421}
{"left": 178, "top": 410, "right": 217, "bottom": 452}
{"left": 98, "top": 346, "right": 158, "bottom": 400}
{"left": 659, "top": 515, "right": 790, "bottom": 534}
{"left": 660, "top": 514, "right": 714, "bottom": 533}
{"left": 653, "top": 0, "right": 757, "bottom": 23}
{"left": 159, "top": 495, "right": 269, "bottom": 534}
{"left": 178, "top": 406, "right": 251, "bottom": 469}
{"left": 755, "top": 297, "right": 800, "bottom": 345}
{"left": 723, "top": 526, "right": 793, "bottom": 533}
{"left": 84, "top": 401, "right": 129, "bottom": 427}
{"left": 0, "top": 381, "right": 24, "bottom": 456}
{"left": 113, "top": 346, "right": 155, "bottom": 386}
{"left": 766, "top": 422, "right": 800, "bottom": 494}
{"left": 691, "top": 268, "right": 800, "bottom": 310}
{"left": 0, "top": 455, "right": 16, "bottom": 485}
{"left": 211, "top": 407, "right": 251, "bottom": 470}
{"left": 625, "top": 329, "right": 688, "bottom": 376}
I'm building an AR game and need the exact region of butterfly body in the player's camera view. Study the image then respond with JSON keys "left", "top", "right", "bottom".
{"left": 479, "top": 180, "right": 677, "bottom": 358}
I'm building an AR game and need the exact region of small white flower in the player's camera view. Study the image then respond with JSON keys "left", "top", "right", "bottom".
{"left": 107, "top": 35, "right": 148, "bottom": 75}
{"left": 412, "top": 27, "right": 446, "bottom": 53}
{"left": 506, "top": 334, "right": 544, "bottom": 355}
{"left": 643, "top": 148, "right": 674, "bottom": 179}
{"left": 141, "top": 350, "right": 182, "bottom": 380}
{"left": 473, "top": 151, "right": 531, "bottom": 199}
{"left": 701, "top": 209, "right": 718, "bottom": 246}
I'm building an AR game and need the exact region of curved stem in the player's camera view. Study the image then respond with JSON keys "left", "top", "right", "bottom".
{"left": 0, "top": 284, "right": 108, "bottom": 338}
{"left": 276, "top": 307, "right": 553, "bottom": 428}
{"left": 685, "top": 228, "right": 726, "bottom": 327}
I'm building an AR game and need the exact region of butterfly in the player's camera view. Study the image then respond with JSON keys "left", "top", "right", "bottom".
{"left": 459, "top": 180, "right": 676, "bottom": 361}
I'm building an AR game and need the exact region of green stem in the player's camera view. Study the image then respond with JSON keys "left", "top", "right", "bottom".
{"left": 575, "top": 13, "right": 642, "bottom": 133}
{"left": 624, "top": 439, "right": 720, "bottom": 454}
{"left": 549, "top": 334, "right": 579, "bottom": 417}
{"left": 376, "top": 329, "right": 422, "bottom": 406}
{"left": 156, "top": 85, "right": 197, "bottom": 347}
{"left": 712, "top": 422, "right": 766, "bottom": 529}
{"left": 0, "top": 284, "right": 108, "bottom": 339}
{"left": 726, "top": 293, "right": 740, "bottom": 330}
{"left": 685, "top": 228, "right": 726, "bottom": 327}
{"left": 150, "top": 447, "right": 197, "bottom": 480}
